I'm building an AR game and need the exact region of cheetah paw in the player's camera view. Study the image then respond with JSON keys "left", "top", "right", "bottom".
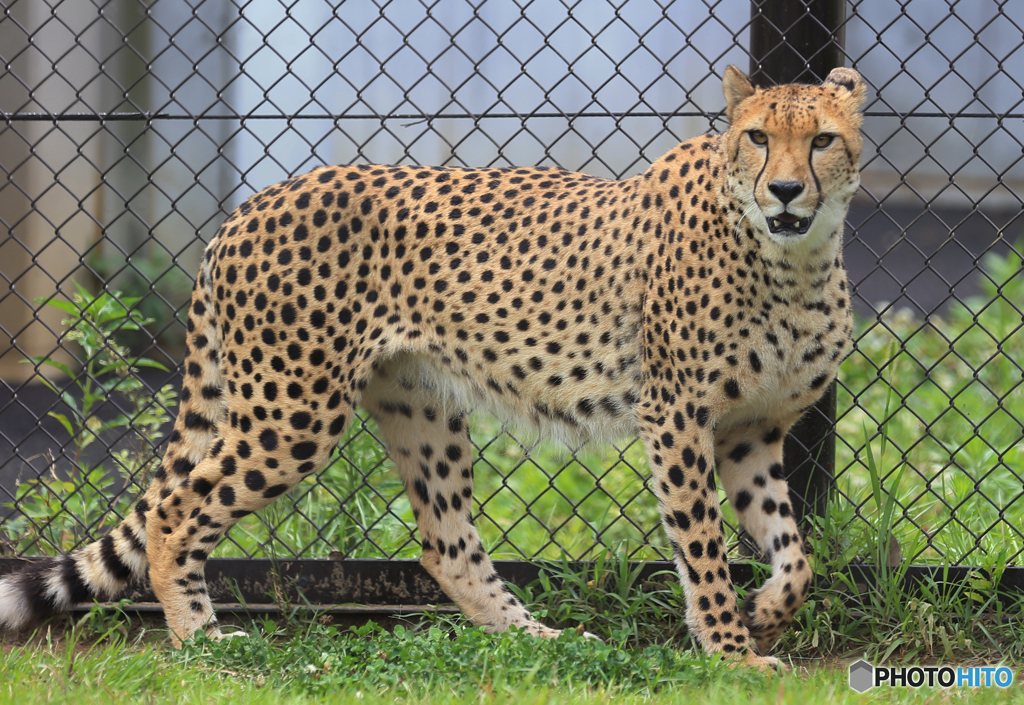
{"left": 728, "top": 651, "right": 787, "bottom": 673}
{"left": 207, "top": 626, "right": 249, "bottom": 641}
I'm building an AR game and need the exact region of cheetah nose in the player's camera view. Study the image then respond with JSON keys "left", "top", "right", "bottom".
{"left": 768, "top": 180, "right": 804, "bottom": 205}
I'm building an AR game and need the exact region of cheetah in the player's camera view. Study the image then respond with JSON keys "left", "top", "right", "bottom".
{"left": 0, "top": 66, "right": 865, "bottom": 669}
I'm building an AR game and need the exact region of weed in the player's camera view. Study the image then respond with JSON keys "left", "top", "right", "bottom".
{"left": 3, "top": 285, "right": 176, "bottom": 554}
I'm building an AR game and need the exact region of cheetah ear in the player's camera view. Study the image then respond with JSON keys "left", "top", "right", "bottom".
{"left": 823, "top": 67, "right": 868, "bottom": 111}
{"left": 722, "top": 65, "right": 756, "bottom": 122}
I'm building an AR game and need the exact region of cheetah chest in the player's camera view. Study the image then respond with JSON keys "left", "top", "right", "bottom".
{"left": 718, "top": 292, "right": 850, "bottom": 427}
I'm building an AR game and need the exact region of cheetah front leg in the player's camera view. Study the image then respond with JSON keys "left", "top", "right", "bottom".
{"left": 716, "top": 422, "right": 812, "bottom": 655}
{"left": 361, "top": 366, "right": 561, "bottom": 638}
{"left": 638, "top": 407, "right": 777, "bottom": 670}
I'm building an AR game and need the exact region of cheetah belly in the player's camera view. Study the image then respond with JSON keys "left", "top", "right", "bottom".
{"left": 717, "top": 375, "right": 824, "bottom": 434}
{"left": 378, "top": 332, "right": 644, "bottom": 449}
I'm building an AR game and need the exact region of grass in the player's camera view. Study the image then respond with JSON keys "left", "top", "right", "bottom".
{"left": 3, "top": 607, "right": 1024, "bottom": 704}
{"left": 4, "top": 530, "right": 1024, "bottom": 702}
{"left": 834, "top": 243, "right": 1024, "bottom": 566}
{"left": 512, "top": 549, "right": 1024, "bottom": 665}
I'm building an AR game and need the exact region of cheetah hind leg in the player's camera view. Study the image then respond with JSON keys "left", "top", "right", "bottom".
{"left": 362, "top": 363, "right": 595, "bottom": 640}
{"left": 146, "top": 408, "right": 353, "bottom": 647}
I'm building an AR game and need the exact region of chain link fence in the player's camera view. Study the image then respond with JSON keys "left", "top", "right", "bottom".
{"left": 1, "top": 0, "right": 1022, "bottom": 576}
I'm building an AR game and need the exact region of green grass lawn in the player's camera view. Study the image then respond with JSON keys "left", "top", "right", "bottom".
{"left": 3, "top": 614, "right": 1024, "bottom": 704}
{"left": 4, "top": 539, "right": 1024, "bottom": 703}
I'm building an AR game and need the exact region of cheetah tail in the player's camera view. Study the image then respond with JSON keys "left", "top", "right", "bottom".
{"left": 0, "top": 252, "right": 226, "bottom": 631}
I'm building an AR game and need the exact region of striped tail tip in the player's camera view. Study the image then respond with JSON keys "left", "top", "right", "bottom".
{"left": 0, "top": 529, "right": 147, "bottom": 631}
{"left": 0, "top": 555, "right": 93, "bottom": 631}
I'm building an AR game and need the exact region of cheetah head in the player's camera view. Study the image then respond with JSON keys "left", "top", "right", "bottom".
{"left": 721, "top": 65, "right": 868, "bottom": 249}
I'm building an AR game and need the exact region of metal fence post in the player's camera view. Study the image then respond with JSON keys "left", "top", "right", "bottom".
{"left": 749, "top": 0, "right": 846, "bottom": 526}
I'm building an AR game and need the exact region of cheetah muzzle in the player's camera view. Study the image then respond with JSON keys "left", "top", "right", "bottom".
{"left": 0, "top": 65, "right": 867, "bottom": 671}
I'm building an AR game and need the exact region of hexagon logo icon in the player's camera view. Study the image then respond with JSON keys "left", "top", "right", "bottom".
{"left": 849, "top": 660, "right": 874, "bottom": 692}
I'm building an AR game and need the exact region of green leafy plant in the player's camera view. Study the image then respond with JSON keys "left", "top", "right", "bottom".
{"left": 2, "top": 284, "right": 176, "bottom": 554}
{"left": 175, "top": 619, "right": 763, "bottom": 698}
{"left": 86, "top": 245, "right": 193, "bottom": 359}
{"left": 22, "top": 283, "right": 173, "bottom": 465}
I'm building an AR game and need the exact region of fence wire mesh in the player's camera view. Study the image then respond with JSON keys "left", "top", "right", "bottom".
{"left": 1, "top": 0, "right": 1022, "bottom": 571}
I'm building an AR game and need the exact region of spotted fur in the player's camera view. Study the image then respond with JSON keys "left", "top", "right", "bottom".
{"left": 0, "top": 66, "right": 866, "bottom": 669}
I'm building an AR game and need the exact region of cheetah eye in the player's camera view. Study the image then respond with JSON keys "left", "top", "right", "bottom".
{"left": 812, "top": 134, "right": 834, "bottom": 149}
{"left": 748, "top": 130, "right": 768, "bottom": 146}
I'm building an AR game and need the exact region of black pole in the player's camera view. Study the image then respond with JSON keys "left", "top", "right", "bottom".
{"left": 749, "top": 0, "right": 846, "bottom": 526}
{"left": 749, "top": 0, "right": 847, "bottom": 86}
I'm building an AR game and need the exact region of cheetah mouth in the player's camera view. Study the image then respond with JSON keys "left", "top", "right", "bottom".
{"left": 766, "top": 211, "right": 813, "bottom": 236}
